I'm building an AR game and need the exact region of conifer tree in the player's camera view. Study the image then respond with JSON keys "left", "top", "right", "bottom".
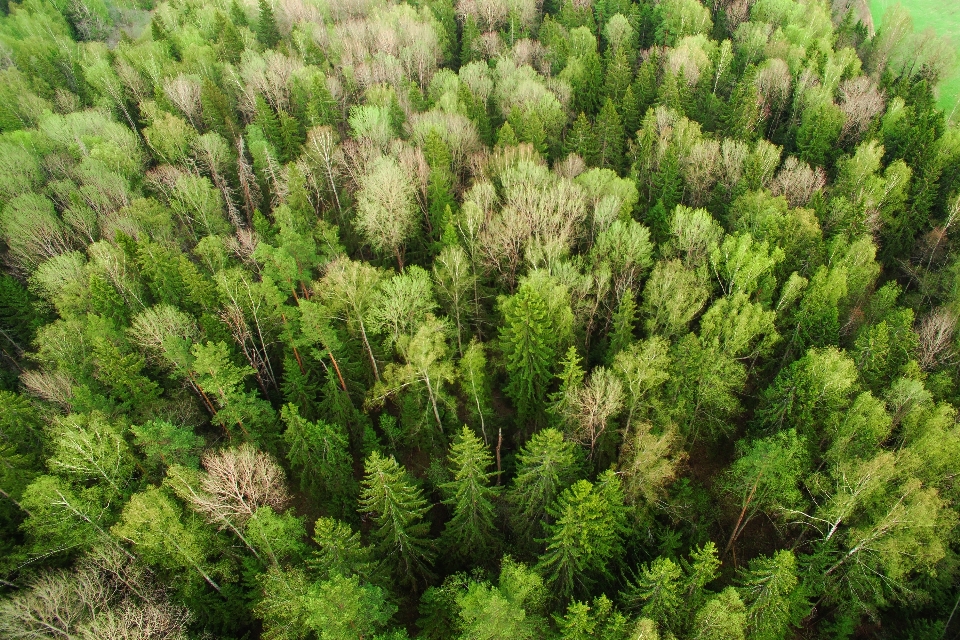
{"left": 603, "top": 49, "right": 633, "bottom": 103}
{"left": 441, "top": 426, "right": 501, "bottom": 559}
{"left": 280, "top": 404, "right": 355, "bottom": 515}
{"left": 736, "top": 550, "right": 807, "bottom": 640}
{"left": 500, "top": 284, "right": 562, "bottom": 427}
{"left": 496, "top": 121, "right": 519, "bottom": 148}
{"left": 256, "top": 0, "right": 281, "bottom": 49}
{"left": 536, "top": 470, "right": 627, "bottom": 599}
{"left": 507, "top": 428, "right": 581, "bottom": 546}
{"left": 595, "top": 98, "right": 625, "bottom": 172}
{"left": 566, "top": 112, "right": 598, "bottom": 165}
{"left": 621, "top": 84, "right": 641, "bottom": 142}
{"left": 359, "top": 452, "right": 435, "bottom": 589}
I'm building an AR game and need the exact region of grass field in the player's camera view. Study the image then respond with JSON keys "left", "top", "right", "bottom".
{"left": 868, "top": 0, "right": 960, "bottom": 120}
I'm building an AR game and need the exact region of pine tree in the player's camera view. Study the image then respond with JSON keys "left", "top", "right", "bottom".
{"left": 595, "top": 98, "right": 624, "bottom": 172}
{"left": 256, "top": 0, "right": 281, "bottom": 49}
{"left": 359, "top": 452, "right": 435, "bottom": 590}
{"left": 440, "top": 426, "right": 501, "bottom": 560}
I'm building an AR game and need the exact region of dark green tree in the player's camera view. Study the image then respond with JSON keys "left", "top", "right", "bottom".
{"left": 359, "top": 452, "right": 435, "bottom": 590}
{"left": 441, "top": 426, "right": 501, "bottom": 560}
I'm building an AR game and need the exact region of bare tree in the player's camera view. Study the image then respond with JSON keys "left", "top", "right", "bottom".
{"left": 770, "top": 156, "right": 826, "bottom": 208}
{"left": 192, "top": 444, "right": 290, "bottom": 525}
{"left": 163, "top": 75, "right": 202, "bottom": 129}
{"left": 839, "top": 77, "right": 885, "bottom": 144}
{"left": 917, "top": 309, "right": 957, "bottom": 371}
{"left": 0, "top": 548, "right": 190, "bottom": 640}
{"left": 561, "top": 367, "right": 624, "bottom": 458}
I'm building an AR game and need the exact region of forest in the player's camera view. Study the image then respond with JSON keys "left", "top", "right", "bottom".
{"left": 0, "top": 0, "right": 958, "bottom": 637}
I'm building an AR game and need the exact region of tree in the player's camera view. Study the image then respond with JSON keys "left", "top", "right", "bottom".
{"left": 641, "top": 259, "right": 708, "bottom": 338}
{"left": 720, "top": 430, "right": 808, "bottom": 555}
{"left": 507, "top": 429, "right": 582, "bottom": 547}
{"left": 499, "top": 277, "right": 573, "bottom": 427}
{"left": 565, "top": 113, "right": 597, "bottom": 165}
{"left": 256, "top": 0, "right": 281, "bottom": 48}
{"left": 556, "top": 366, "right": 624, "bottom": 459}
{"left": 441, "top": 427, "right": 501, "bottom": 559}
{"left": 309, "top": 517, "right": 378, "bottom": 581}
{"left": 536, "top": 470, "right": 627, "bottom": 599}
{"left": 594, "top": 99, "right": 624, "bottom": 172}
{"left": 112, "top": 487, "right": 221, "bottom": 592}
{"left": 368, "top": 315, "right": 456, "bottom": 442}
{"left": 456, "top": 557, "right": 549, "bottom": 640}
{"left": 355, "top": 156, "right": 419, "bottom": 268}
{"left": 459, "top": 340, "right": 494, "bottom": 444}
{"left": 621, "top": 556, "right": 683, "bottom": 628}
{"left": 359, "top": 452, "right": 435, "bottom": 590}
{"left": 434, "top": 245, "right": 477, "bottom": 355}
{"left": 255, "top": 567, "right": 396, "bottom": 640}
{"left": 796, "top": 102, "right": 845, "bottom": 168}
{"left": 280, "top": 404, "right": 354, "bottom": 514}
{"left": 691, "top": 588, "right": 747, "bottom": 640}
{"left": 557, "top": 595, "right": 630, "bottom": 640}
{"left": 735, "top": 550, "right": 807, "bottom": 640}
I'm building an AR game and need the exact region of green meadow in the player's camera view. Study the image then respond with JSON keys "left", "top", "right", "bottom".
{"left": 869, "top": 0, "right": 960, "bottom": 119}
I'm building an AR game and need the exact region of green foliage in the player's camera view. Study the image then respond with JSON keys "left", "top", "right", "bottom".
{"left": 536, "top": 470, "right": 627, "bottom": 600}
{"left": 0, "top": 0, "right": 958, "bottom": 636}
{"left": 359, "top": 451, "right": 435, "bottom": 589}
{"left": 441, "top": 426, "right": 501, "bottom": 560}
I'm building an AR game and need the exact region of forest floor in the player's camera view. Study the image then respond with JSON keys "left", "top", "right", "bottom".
{"left": 869, "top": 0, "right": 960, "bottom": 121}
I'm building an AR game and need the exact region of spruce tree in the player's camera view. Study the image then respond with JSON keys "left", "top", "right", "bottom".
{"left": 280, "top": 404, "right": 355, "bottom": 515}
{"left": 507, "top": 428, "right": 581, "bottom": 547}
{"left": 735, "top": 550, "right": 807, "bottom": 640}
{"left": 500, "top": 284, "right": 559, "bottom": 427}
{"left": 620, "top": 84, "right": 641, "bottom": 142}
{"left": 603, "top": 49, "right": 633, "bottom": 103}
{"left": 440, "top": 426, "right": 501, "bottom": 560}
{"left": 595, "top": 98, "right": 624, "bottom": 172}
{"left": 256, "top": 0, "right": 281, "bottom": 49}
{"left": 565, "top": 112, "right": 598, "bottom": 165}
{"left": 359, "top": 452, "right": 435, "bottom": 590}
{"left": 536, "top": 470, "right": 627, "bottom": 600}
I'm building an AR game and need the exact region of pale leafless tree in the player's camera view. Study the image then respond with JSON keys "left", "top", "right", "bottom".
{"left": 770, "top": 156, "right": 827, "bottom": 207}
{"left": 561, "top": 367, "right": 624, "bottom": 458}
{"left": 194, "top": 444, "right": 290, "bottom": 525}
{"left": 839, "top": 77, "right": 885, "bottom": 144}
{"left": 917, "top": 309, "right": 957, "bottom": 371}
{"left": 0, "top": 548, "right": 189, "bottom": 640}
{"left": 163, "top": 75, "right": 202, "bottom": 129}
